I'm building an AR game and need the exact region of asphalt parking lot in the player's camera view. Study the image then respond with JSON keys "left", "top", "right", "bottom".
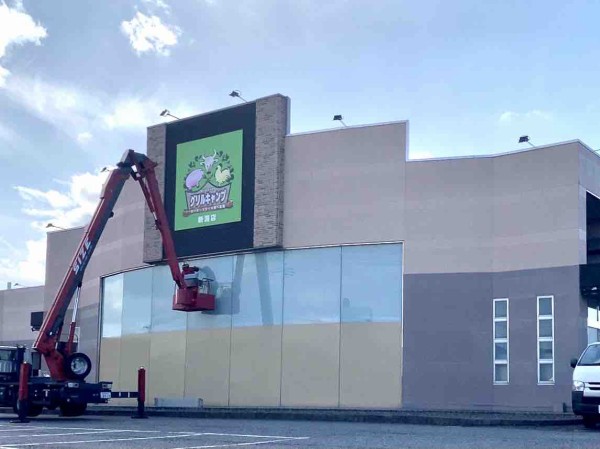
{"left": 0, "top": 415, "right": 599, "bottom": 449}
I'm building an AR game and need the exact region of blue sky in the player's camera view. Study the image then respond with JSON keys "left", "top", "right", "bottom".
{"left": 0, "top": 0, "right": 599, "bottom": 286}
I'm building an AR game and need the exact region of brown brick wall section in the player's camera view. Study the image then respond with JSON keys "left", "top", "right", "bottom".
{"left": 143, "top": 124, "right": 167, "bottom": 263}
{"left": 254, "top": 95, "right": 290, "bottom": 248}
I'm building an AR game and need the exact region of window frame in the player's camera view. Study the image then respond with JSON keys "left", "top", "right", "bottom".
{"left": 537, "top": 295, "right": 555, "bottom": 385}
{"left": 493, "top": 298, "right": 509, "bottom": 385}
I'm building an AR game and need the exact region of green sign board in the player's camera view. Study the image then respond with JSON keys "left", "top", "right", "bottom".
{"left": 174, "top": 129, "right": 243, "bottom": 231}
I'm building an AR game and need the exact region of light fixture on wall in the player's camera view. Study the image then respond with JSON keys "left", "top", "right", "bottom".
{"left": 160, "top": 109, "right": 180, "bottom": 120}
{"left": 333, "top": 115, "right": 347, "bottom": 127}
{"left": 229, "top": 90, "right": 247, "bottom": 103}
{"left": 518, "top": 135, "right": 535, "bottom": 147}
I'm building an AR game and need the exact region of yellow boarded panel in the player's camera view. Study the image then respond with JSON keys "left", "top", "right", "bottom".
{"left": 230, "top": 325, "right": 282, "bottom": 406}
{"left": 184, "top": 328, "right": 231, "bottom": 406}
{"left": 340, "top": 322, "right": 402, "bottom": 408}
{"left": 148, "top": 331, "right": 186, "bottom": 401}
{"left": 281, "top": 324, "right": 340, "bottom": 407}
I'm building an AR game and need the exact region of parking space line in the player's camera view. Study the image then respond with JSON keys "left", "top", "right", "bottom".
{"left": 0, "top": 427, "right": 48, "bottom": 433}
{"left": 170, "top": 437, "right": 310, "bottom": 449}
{"left": 0, "top": 428, "right": 66, "bottom": 433}
{"left": 4, "top": 427, "right": 161, "bottom": 433}
{"left": 201, "top": 433, "right": 304, "bottom": 439}
{"left": 0, "top": 432, "right": 203, "bottom": 447}
{"left": 14, "top": 430, "right": 137, "bottom": 438}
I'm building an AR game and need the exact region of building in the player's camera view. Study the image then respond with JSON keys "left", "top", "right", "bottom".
{"left": 2, "top": 93, "right": 600, "bottom": 411}
{"left": 0, "top": 286, "right": 44, "bottom": 348}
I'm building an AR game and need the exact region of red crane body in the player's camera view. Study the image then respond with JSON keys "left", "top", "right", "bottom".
{"left": 33, "top": 150, "right": 214, "bottom": 381}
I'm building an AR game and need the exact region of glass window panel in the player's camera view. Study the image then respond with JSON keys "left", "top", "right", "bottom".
{"left": 232, "top": 252, "right": 284, "bottom": 327}
{"left": 494, "top": 364, "right": 508, "bottom": 383}
{"left": 539, "top": 363, "right": 553, "bottom": 382}
{"left": 539, "top": 341, "right": 553, "bottom": 360}
{"left": 187, "top": 255, "right": 234, "bottom": 330}
{"left": 579, "top": 344, "right": 600, "bottom": 365}
{"left": 341, "top": 244, "right": 403, "bottom": 323}
{"left": 121, "top": 269, "right": 152, "bottom": 335}
{"left": 494, "top": 321, "right": 507, "bottom": 339}
{"left": 151, "top": 265, "right": 187, "bottom": 332}
{"left": 539, "top": 319, "right": 553, "bottom": 338}
{"left": 588, "top": 327, "right": 600, "bottom": 345}
{"left": 494, "top": 343, "right": 507, "bottom": 361}
{"left": 283, "top": 247, "right": 341, "bottom": 325}
{"left": 588, "top": 306, "right": 597, "bottom": 322}
{"left": 494, "top": 300, "right": 507, "bottom": 319}
{"left": 538, "top": 297, "right": 552, "bottom": 316}
{"left": 101, "top": 274, "right": 123, "bottom": 338}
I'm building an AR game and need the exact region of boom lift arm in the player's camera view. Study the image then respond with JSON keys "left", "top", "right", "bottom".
{"left": 33, "top": 150, "right": 214, "bottom": 382}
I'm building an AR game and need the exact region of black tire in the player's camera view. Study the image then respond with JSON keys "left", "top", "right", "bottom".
{"left": 59, "top": 402, "right": 87, "bottom": 417}
{"left": 583, "top": 416, "right": 597, "bottom": 429}
{"left": 64, "top": 352, "right": 92, "bottom": 380}
{"left": 27, "top": 404, "right": 43, "bottom": 417}
{"left": 12, "top": 402, "right": 43, "bottom": 417}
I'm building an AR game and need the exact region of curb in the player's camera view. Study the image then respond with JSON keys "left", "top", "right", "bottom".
{"left": 85, "top": 407, "right": 582, "bottom": 427}
{"left": 0, "top": 406, "right": 582, "bottom": 427}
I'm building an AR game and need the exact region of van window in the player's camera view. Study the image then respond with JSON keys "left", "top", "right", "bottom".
{"left": 0, "top": 350, "right": 15, "bottom": 361}
{"left": 579, "top": 345, "right": 600, "bottom": 366}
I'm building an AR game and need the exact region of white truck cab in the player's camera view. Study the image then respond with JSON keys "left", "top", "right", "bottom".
{"left": 572, "top": 342, "right": 600, "bottom": 428}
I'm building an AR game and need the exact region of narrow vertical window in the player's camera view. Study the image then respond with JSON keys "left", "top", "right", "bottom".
{"left": 537, "top": 296, "right": 554, "bottom": 384}
{"left": 493, "top": 298, "right": 509, "bottom": 384}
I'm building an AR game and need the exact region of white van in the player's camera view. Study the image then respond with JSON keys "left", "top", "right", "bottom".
{"left": 572, "top": 342, "right": 600, "bottom": 428}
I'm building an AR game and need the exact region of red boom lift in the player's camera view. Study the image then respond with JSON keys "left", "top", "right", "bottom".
{"left": 0, "top": 150, "right": 214, "bottom": 417}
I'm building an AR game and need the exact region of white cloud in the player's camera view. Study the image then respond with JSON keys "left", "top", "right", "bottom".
{"left": 120, "top": 11, "right": 181, "bottom": 56}
{"left": 0, "top": 236, "right": 46, "bottom": 285}
{"left": 15, "top": 170, "right": 109, "bottom": 231}
{"left": 0, "top": 64, "right": 9, "bottom": 86}
{"left": 2, "top": 76, "right": 102, "bottom": 137}
{"left": 103, "top": 97, "right": 162, "bottom": 130}
{"left": 408, "top": 150, "right": 435, "bottom": 160}
{"left": 0, "top": 121, "right": 16, "bottom": 144}
{"left": 498, "top": 109, "right": 552, "bottom": 124}
{"left": 0, "top": 1, "right": 47, "bottom": 85}
{"left": 141, "top": 0, "right": 171, "bottom": 14}
{"left": 3, "top": 75, "right": 192, "bottom": 140}
{"left": 0, "top": 170, "right": 111, "bottom": 285}
{"left": 103, "top": 97, "right": 196, "bottom": 130}
{"left": 15, "top": 186, "right": 74, "bottom": 209}
{"left": 76, "top": 131, "right": 93, "bottom": 145}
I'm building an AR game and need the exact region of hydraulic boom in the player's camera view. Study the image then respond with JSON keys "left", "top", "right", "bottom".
{"left": 33, "top": 150, "right": 214, "bottom": 382}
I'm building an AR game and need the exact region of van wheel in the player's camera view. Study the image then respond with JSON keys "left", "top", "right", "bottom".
{"left": 583, "top": 416, "right": 597, "bottom": 429}
{"left": 59, "top": 403, "right": 87, "bottom": 417}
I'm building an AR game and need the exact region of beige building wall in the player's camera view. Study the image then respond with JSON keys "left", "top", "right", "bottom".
{"left": 404, "top": 157, "right": 494, "bottom": 275}
{"left": 283, "top": 122, "right": 407, "bottom": 248}
{"left": 0, "top": 285, "right": 44, "bottom": 344}
{"left": 53, "top": 118, "right": 594, "bottom": 410}
{"left": 404, "top": 142, "right": 583, "bottom": 274}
